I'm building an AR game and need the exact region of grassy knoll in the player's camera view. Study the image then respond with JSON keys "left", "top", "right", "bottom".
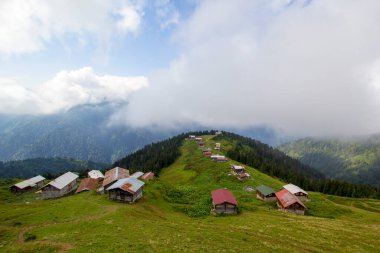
{"left": 1, "top": 136, "right": 380, "bottom": 252}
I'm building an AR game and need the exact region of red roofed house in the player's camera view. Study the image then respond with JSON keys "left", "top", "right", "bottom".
{"left": 275, "top": 189, "right": 306, "bottom": 215}
{"left": 76, "top": 178, "right": 99, "bottom": 193}
{"left": 203, "top": 151, "right": 212, "bottom": 156}
{"left": 211, "top": 188, "right": 238, "bottom": 214}
{"left": 141, "top": 172, "right": 154, "bottom": 180}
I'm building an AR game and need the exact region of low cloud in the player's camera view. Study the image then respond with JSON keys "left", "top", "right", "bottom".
{"left": 0, "top": 0, "right": 143, "bottom": 56}
{"left": 117, "top": 0, "right": 380, "bottom": 136}
{"left": 0, "top": 67, "right": 147, "bottom": 115}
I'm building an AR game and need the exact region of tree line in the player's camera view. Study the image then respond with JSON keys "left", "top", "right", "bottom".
{"left": 217, "top": 132, "right": 380, "bottom": 199}
{"left": 113, "top": 130, "right": 215, "bottom": 175}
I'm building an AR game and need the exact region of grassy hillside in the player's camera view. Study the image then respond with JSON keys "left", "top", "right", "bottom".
{"left": 279, "top": 137, "right": 380, "bottom": 187}
{"left": 1, "top": 136, "right": 380, "bottom": 252}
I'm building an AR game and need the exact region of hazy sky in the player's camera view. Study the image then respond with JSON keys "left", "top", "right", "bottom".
{"left": 1, "top": 0, "right": 380, "bottom": 136}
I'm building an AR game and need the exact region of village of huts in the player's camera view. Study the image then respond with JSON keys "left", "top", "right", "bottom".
{"left": 9, "top": 133, "right": 310, "bottom": 216}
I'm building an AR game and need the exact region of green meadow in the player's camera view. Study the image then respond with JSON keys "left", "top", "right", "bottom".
{"left": 1, "top": 136, "right": 380, "bottom": 252}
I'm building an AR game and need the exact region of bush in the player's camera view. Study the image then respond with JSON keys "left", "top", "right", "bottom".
{"left": 24, "top": 233, "right": 37, "bottom": 242}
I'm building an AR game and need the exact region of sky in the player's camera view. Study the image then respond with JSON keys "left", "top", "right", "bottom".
{"left": 1, "top": 0, "right": 380, "bottom": 136}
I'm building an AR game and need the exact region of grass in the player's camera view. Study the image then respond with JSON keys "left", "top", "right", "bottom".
{"left": 0, "top": 136, "right": 380, "bottom": 252}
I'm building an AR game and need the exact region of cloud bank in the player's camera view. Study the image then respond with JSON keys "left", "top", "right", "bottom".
{"left": 0, "top": 0, "right": 143, "bottom": 55}
{"left": 118, "top": 0, "right": 380, "bottom": 136}
{"left": 0, "top": 67, "right": 147, "bottom": 114}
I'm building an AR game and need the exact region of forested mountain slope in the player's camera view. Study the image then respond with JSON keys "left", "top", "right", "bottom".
{"left": 279, "top": 136, "right": 380, "bottom": 187}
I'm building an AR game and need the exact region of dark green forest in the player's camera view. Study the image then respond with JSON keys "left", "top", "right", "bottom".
{"left": 114, "top": 130, "right": 215, "bottom": 175}
{"left": 0, "top": 157, "right": 108, "bottom": 179}
{"left": 219, "top": 132, "right": 380, "bottom": 198}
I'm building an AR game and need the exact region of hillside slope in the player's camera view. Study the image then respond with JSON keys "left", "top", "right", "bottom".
{"left": 1, "top": 135, "right": 380, "bottom": 252}
{"left": 279, "top": 137, "right": 380, "bottom": 187}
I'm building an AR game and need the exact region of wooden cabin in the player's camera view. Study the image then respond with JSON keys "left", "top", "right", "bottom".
{"left": 106, "top": 177, "right": 145, "bottom": 203}
{"left": 203, "top": 151, "right": 212, "bottom": 156}
{"left": 88, "top": 170, "right": 104, "bottom": 180}
{"left": 211, "top": 155, "right": 228, "bottom": 162}
{"left": 215, "top": 143, "right": 221, "bottom": 150}
{"left": 41, "top": 172, "right": 79, "bottom": 199}
{"left": 76, "top": 178, "right": 99, "bottom": 193}
{"left": 141, "top": 172, "right": 154, "bottom": 180}
{"left": 195, "top": 137, "right": 203, "bottom": 142}
{"left": 283, "top": 183, "right": 310, "bottom": 201}
{"left": 102, "top": 167, "right": 130, "bottom": 190}
{"left": 211, "top": 188, "right": 238, "bottom": 214}
{"left": 256, "top": 185, "right": 276, "bottom": 201}
{"left": 231, "top": 165, "right": 245, "bottom": 174}
{"left": 237, "top": 172, "right": 250, "bottom": 181}
{"left": 202, "top": 148, "right": 212, "bottom": 152}
{"left": 275, "top": 189, "right": 306, "bottom": 215}
{"left": 189, "top": 135, "right": 196, "bottom": 139}
{"left": 10, "top": 175, "right": 45, "bottom": 193}
{"left": 198, "top": 142, "right": 205, "bottom": 147}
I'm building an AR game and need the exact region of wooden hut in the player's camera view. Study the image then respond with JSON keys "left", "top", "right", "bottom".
{"left": 88, "top": 170, "right": 104, "bottom": 180}
{"left": 275, "top": 189, "right": 306, "bottom": 215}
{"left": 76, "top": 178, "right": 99, "bottom": 193}
{"left": 214, "top": 143, "right": 221, "bottom": 150}
{"left": 211, "top": 189, "right": 238, "bottom": 214}
{"left": 10, "top": 175, "right": 45, "bottom": 193}
{"left": 283, "top": 184, "right": 310, "bottom": 201}
{"left": 141, "top": 172, "right": 154, "bottom": 180}
{"left": 106, "top": 177, "right": 145, "bottom": 203}
{"left": 211, "top": 155, "right": 228, "bottom": 162}
{"left": 102, "top": 167, "right": 130, "bottom": 190}
{"left": 237, "top": 172, "right": 250, "bottom": 181}
{"left": 256, "top": 185, "right": 276, "bottom": 201}
{"left": 41, "top": 172, "right": 79, "bottom": 199}
{"left": 231, "top": 165, "right": 245, "bottom": 174}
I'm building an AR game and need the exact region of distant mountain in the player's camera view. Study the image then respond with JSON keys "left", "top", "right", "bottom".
{"left": 0, "top": 157, "right": 108, "bottom": 178}
{"left": 0, "top": 104, "right": 283, "bottom": 164}
{"left": 0, "top": 104, "right": 175, "bottom": 163}
{"left": 279, "top": 136, "right": 380, "bottom": 187}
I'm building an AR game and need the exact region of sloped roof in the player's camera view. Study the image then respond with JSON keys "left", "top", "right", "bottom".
{"left": 130, "top": 171, "right": 144, "bottom": 179}
{"left": 231, "top": 165, "right": 245, "bottom": 170}
{"left": 283, "top": 184, "right": 308, "bottom": 195}
{"left": 106, "top": 177, "right": 145, "bottom": 194}
{"left": 141, "top": 172, "right": 154, "bottom": 180}
{"left": 45, "top": 172, "right": 78, "bottom": 190}
{"left": 88, "top": 170, "right": 104, "bottom": 179}
{"left": 256, "top": 185, "right": 275, "bottom": 196}
{"left": 103, "top": 167, "right": 129, "bottom": 187}
{"left": 275, "top": 189, "right": 306, "bottom": 209}
{"left": 76, "top": 178, "right": 99, "bottom": 193}
{"left": 14, "top": 175, "right": 45, "bottom": 189}
{"left": 211, "top": 188, "right": 238, "bottom": 206}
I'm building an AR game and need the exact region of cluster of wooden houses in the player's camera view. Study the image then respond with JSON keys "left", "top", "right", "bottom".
{"left": 10, "top": 168, "right": 154, "bottom": 203}
{"left": 211, "top": 183, "right": 309, "bottom": 215}
{"left": 191, "top": 134, "right": 310, "bottom": 215}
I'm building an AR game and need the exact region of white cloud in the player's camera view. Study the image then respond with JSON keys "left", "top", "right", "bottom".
{"left": 118, "top": 0, "right": 380, "bottom": 136}
{"left": 0, "top": 67, "right": 147, "bottom": 114}
{"left": 155, "top": 0, "right": 180, "bottom": 28}
{"left": 0, "top": 0, "right": 143, "bottom": 55}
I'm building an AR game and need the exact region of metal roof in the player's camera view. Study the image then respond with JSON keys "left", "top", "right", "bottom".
{"left": 283, "top": 184, "right": 308, "bottom": 195}
{"left": 106, "top": 177, "right": 145, "bottom": 193}
{"left": 103, "top": 167, "right": 129, "bottom": 187}
{"left": 88, "top": 170, "right": 104, "bottom": 179}
{"left": 76, "top": 178, "right": 99, "bottom": 193}
{"left": 141, "top": 172, "right": 154, "bottom": 180}
{"left": 46, "top": 172, "right": 78, "bottom": 190}
{"left": 130, "top": 171, "right": 144, "bottom": 179}
{"left": 14, "top": 175, "right": 45, "bottom": 189}
{"left": 275, "top": 189, "right": 306, "bottom": 209}
{"left": 210, "top": 154, "right": 225, "bottom": 159}
{"left": 211, "top": 188, "right": 238, "bottom": 206}
{"left": 231, "top": 165, "right": 245, "bottom": 170}
{"left": 256, "top": 185, "right": 275, "bottom": 196}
